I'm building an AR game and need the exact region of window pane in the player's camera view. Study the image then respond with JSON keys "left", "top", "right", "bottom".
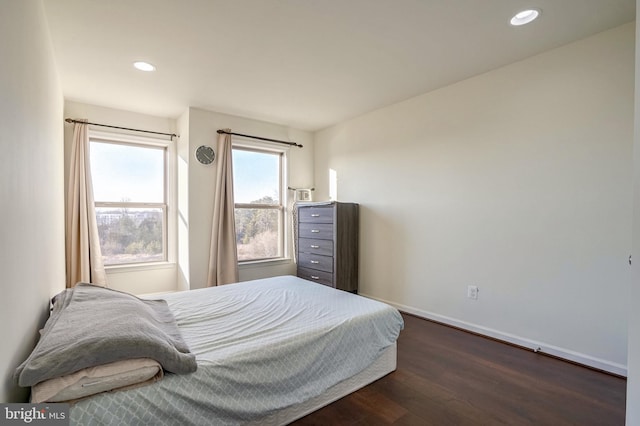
{"left": 232, "top": 149, "right": 280, "bottom": 204}
{"left": 96, "top": 207, "right": 164, "bottom": 265}
{"left": 235, "top": 208, "right": 281, "bottom": 261}
{"left": 91, "top": 141, "right": 164, "bottom": 203}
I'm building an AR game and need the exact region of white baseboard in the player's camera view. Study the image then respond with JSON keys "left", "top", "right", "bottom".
{"left": 361, "top": 293, "right": 627, "bottom": 377}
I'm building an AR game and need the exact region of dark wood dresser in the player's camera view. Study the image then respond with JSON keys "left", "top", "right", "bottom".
{"left": 296, "top": 202, "right": 359, "bottom": 292}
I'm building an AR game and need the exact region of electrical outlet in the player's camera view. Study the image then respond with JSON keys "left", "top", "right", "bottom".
{"left": 467, "top": 285, "right": 479, "bottom": 300}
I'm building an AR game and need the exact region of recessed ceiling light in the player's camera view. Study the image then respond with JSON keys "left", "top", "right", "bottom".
{"left": 133, "top": 61, "right": 156, "bottom": 72}
{"left": 510, "top": 9, "right": 540, "bottom": 26}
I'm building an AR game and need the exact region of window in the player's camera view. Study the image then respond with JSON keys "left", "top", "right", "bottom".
{"left": 232, "top": 146, "right": 286, "bottom": 262}
{"left": 90, "top": 134, "right": 168, "bottom": 266}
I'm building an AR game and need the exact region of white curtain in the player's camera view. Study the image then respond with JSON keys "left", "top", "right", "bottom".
{"left": 65, "top": 120, "right": 107, "bottom": 287}
{"left": 207, "top": 129, "right": 239, "bottom": 286}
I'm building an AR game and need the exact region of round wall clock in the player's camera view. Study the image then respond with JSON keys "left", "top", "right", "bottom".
{"left": 195, "top": 145, "right": 215, "bottom": 165}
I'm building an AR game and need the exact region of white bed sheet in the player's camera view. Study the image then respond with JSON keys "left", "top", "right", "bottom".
{"left": 70, "top": 275, "right": 403, "bottom": 425}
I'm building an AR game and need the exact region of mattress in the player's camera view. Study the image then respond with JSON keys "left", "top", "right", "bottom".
{"left": 70, "top": 275, "right": 404, "bottom": 425}
{"left": 248, "top": 342, "right": 398, "bottom": 425}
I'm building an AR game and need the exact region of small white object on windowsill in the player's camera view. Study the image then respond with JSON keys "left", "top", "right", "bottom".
{"left": 296, "top": 189, "right": 312, "bottom": 202}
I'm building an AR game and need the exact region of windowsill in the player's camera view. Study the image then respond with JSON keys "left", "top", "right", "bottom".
{"left": 138, "top": 290, "right": 180, "bottom": 298}
{"left": 238, "top": 257, "right": 293, "bottom": 269}
{"left": 105, "top": 261, "right": 176, "bottom": 274}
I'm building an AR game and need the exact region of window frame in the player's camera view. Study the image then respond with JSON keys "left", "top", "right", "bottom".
{"left": 232, "top": 140, "right": 289, "bottom": 264}
{"left": 89, "top": 130, "right": 174, "bottom": 268}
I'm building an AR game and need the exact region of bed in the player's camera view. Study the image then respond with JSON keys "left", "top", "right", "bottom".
{"left": 16, "top": 275, "right": 404, "bottom": 425}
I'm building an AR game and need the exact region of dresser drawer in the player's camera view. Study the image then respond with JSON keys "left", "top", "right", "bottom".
{"left": 298, "top": 238, "right": 333, "bottom": 256}
{"left": 295, "top": 202, "right": 358, "bottom": 293}
{"left": 299, "top": 206, "right": 334, "bottom": 223}
{"left": 297, "top": 267, "right": 334, "bottom": 287}
{"left": 299, "top": 223, "right": 333, "bottom": 240}
{"left": 298, "top": 252, "right": 333, "bottom": 273}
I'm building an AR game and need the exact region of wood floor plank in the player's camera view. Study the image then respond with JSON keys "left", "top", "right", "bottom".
{"left": 292, "top": 313, "right": 626, "bottom": 425}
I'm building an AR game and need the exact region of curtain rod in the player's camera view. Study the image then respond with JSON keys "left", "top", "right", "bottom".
{"left": 65, "top": 118, "right": 177, "bottom": 139}
{"left": 216, "top": 129, "right": 303, "bottom": 148}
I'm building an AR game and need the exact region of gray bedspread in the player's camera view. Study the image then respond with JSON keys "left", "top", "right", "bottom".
{"left": 70, "top": 276, "right": 404, "bottom": 425}
{"left": 15, "top": 283, "right": 197, "bottom": 387}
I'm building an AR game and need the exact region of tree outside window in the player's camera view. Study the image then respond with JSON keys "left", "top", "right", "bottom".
{"left": 232, "top": 147, "right": 285, "bottom": 262}
{"left": 90, "top": 139, "right": 167, "bottom": 265}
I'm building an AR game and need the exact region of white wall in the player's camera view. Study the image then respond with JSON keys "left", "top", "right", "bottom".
{"left": 626, "top": 6, "right": 640, "bottom": 424}
{"left": 184, "top": 107, "right": 314, "bottom": 289}
{"left": 177, "top": 109, "right": 190, "bottom": 292}
{"left": 0, "top": 0, "right": 65, "bottom": 402}
{"left": 315, "top": 23, "right": 634, "bottom": 374}
{"left": 64, "top": 101, "right": 178, "bottom": 295}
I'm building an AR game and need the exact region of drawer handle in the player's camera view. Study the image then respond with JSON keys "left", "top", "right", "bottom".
{"left": 310, "top": 245, "right": 319, "bottom": 249}
{"left": 310, "top": 260, "right": 320, "bottom": 264}
{"left": 311, "top": 229, "right": 320, "bottom": 233}
{"left": 311, "top": 214, "right": 320, "bottom": 217}
{"left": 311, "top": 275, "right": 320, "bottom": 280}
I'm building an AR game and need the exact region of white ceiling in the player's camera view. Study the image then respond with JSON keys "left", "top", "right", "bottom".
{"left": 43, "top": 0, "right": 635, "bottom": 131}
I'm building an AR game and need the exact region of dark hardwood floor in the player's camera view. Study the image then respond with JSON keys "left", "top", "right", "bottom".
{"left": 293, "top": 313, "right": 626, "bottom": 425}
